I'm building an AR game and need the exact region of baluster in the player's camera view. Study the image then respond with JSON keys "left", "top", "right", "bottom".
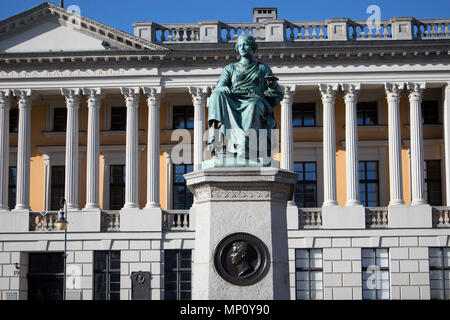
{"left": 382, "top": 210, "right": 388, "bottom": 226}
{"left": 316, "top": 211, "right": 322, "bottom": 226}
{"left": 437, "top": 209, "right": 444, "bottom": 225}
{"left": 160, "top": 28, "right": 166, "bottom": 42}
{"left": 177, "top": 214, "right": 183, "bottom": 228}
{"left": 383, "top": 23, "right": 389, "bottom": 38}
{"left": 305, "top": 211, "right": 311, "bottom": 226}
{"left": 319, "top": 25, "right": 325, "bottom": 39}
{"left": 183, "top": 213, "right": 189, "bottom": 228}
{"left": 375, "top": 25, "right": 381, "bottom": 38}
{"left": 446, "top": 23, "right": 450, "bottom": 38}
{"left": 226, "top": 27, "right": 231, "bottom": 41}
{"left": 444, "top": 209, "right": 450, "bottom": 225}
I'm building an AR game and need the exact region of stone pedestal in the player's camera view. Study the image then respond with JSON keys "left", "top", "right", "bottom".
{"left": 120, "top": 207, "right": 162, "bottom": 232}
{"left": 185, "top": 167, "right": 297, "bottom": 300}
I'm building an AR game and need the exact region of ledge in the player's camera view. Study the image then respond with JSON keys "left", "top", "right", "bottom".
{"left": 101, "top": 130, "right": 144, "bottom": 136}
{"left": 42, "top": 130, "right": 86, "bottom": 138}
{"left": 293, "top": 126, "right": 322, "bottom": 133}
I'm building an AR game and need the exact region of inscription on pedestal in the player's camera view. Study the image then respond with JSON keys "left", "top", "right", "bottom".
{"left": 214, "top": 232, "right": 270, "bottom": 286}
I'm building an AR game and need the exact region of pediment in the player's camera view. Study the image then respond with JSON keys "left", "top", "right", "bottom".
{"left": 0, "top": 2, "right": 167, "bottom": 53}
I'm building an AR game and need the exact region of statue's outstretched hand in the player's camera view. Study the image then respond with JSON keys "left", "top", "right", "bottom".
{"left": 215, "top": 86, "right": 231, "bottom": 95}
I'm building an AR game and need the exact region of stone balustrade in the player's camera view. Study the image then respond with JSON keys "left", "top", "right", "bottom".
{"left": 101, "top": 211, "right": 120, "bottom": 231}
{"left": 432, "top": 206, "right": 450, "bottom": 227}
{"left": 133, "top": 18, "right": 450, "bottom": 44}
{"left": 162, "top": 210, "right": 190, "bottom": 230}
{"left": 298, "top": 208, "right": 322, "bottom": 229}
{"left": 25, "top": 207, "right": 450, "bottom": 232}
{"left": 365, "top": 207, "right": 389, "bottom": 228}
{"left": 29, "top": 211, "right": 58, "bottom": 231}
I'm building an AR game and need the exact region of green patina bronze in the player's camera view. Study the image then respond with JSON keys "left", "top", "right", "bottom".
{"left": 206, "top": 34, "right": 284, "bottom": 165}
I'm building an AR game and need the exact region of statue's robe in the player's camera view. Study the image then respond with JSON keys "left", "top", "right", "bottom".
{"left": 207, "top": 61, "right": 284, "bottom": 158}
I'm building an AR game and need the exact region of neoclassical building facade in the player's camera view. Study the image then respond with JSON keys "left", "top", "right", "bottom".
{"left": 0, "top": 3, "right": 449, "bottom": 300}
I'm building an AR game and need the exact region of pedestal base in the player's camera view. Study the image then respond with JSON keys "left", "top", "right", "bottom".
{"left": 120, "top": 207, "right": 162, "bottom": 232}
{"left": 185, "top": 167, "right": 297, "bottom": 300}
{"left": 322, "top": 205, "right": 366, "bottom": 229}
{"left": 68, "top": 209, "right": 102, "bottom": 232}
{"left": 388, "top": 204, "right": 432, "bottom": 228}
{"left": 0, "top": 210, "right": 29, "bottom": 232}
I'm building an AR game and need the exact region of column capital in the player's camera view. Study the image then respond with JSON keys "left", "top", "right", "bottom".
{"left": 61, "top": 88, "right": 81, "bottom": 108}
{"left": 83, "top": 88, "right": 103, "bottom": 105}
{"left": 384, "top": 82, "right": 404, "bottom": 101}
{"left": 13, "top": 89, "right": 33, "bottom": 108}
{"left": 406, "top": 82, "right": 426, "bottom": 101}
{"left": 143, "top": 86, "right": 162, "bottom": 106}
{"left": 121, "top": 87, "right": 140, "bottom": 107}
{"left": 189, "top": 86, "right": 210, "bottom": 106}
{"left": 319, "top": 83, "right": 339, "bottom": 102}
{"left": 341, "top": 83, "right": 361, "bottom": 102}
{"left": 280, "top": 85, "right": 296, "bottom": 104}
{"left": 0, "top": 90, "right": 11, "bottom": 109}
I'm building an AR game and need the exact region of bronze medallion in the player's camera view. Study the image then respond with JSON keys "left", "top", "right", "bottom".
{"left": 214, "top": 232, "right": 270, "bottom": 286}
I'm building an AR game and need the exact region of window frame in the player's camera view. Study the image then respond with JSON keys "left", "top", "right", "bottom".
{"left": 424, "top": 159, "right": 443, "bottom": 206}
{"left": 359, "top": 160, "right": 380, "bottom": 207}
{"left": 295, "top": 248, "right": 323, "bottom": 300}
{"left": 109, "top": 164, "right": 126, "bottom": 210}
{"left": 9, "top": 107, "right": 18, "bottom": 133}
{"left": 172, "top": 105, "right": 194, "bottom": 130}
{"left": 361, "top": 248, "right": 390, "bottom": 300}
{"left": 164, "top": 249, "right": 192, "bottom": 300}
{"left": 50, "top": 165, "right": 65, "bottom": 211}
{"left": 292, "top": 102, "right": 316, "bottom": 127}
{"left": 357, "top": 101, "right": 378, "bottom": 126}
{"left": 293, "top": 161, "right": 317, "bottom": 208}
{"left": 110, "top": 106, "right": 127, "bottom": 131}
{"left": 173, "top": 164, "right": 194, "bottom": 210}
{"left": 93, "top": 251, "right": 121, "bottom": 300}
{"left": 429, "top": 247, "right": 450, "bottom": 300}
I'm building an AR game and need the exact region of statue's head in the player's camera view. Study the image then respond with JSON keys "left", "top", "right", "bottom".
{"left": 229, "top": 241, "right": 248, "bottom": 265}
{"left": 235, "top": 35, "right": 257, "bottom": 53}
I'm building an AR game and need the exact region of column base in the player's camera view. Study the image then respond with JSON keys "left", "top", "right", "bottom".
{"left": 287, "top": 203, "right": 299, "bottom": 230}
{"left": 68, "top": 209, "right": 101, "bottom": 232}
{"left": 322, "top": 205, "right": 366, "bottom": 229}
{"left": 0, "top": 210, "right": 29, "bottom": 232}
{"left": 388, "top": 204, "right": 432, "bottom": 228}
{"left": 120, "top": 207, "right": 162, "bottom": 232}
{"left": 83, "top": 203, "right": 100, "bottom": 210}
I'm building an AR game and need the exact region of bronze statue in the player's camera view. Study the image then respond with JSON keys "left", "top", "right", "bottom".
{"left": 207, "top": 34, "right": 284, "bottom": 160}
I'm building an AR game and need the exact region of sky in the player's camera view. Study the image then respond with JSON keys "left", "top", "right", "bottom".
{"left": 1, "top": 0, "right": 449, "bottom": 35}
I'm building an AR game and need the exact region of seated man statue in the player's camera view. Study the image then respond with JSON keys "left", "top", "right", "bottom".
{"left": 207, "top": 34, "right": 284, "bottom": 161}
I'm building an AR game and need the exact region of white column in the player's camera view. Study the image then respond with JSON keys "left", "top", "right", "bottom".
{"left": 121, "top": 87, "right": 140, "bottom": 209}
{"left": 61, "top": 88, "right": 81, "bottom": 210}
{"left": 342, "top": 83, "right": 361, "bottom": 206}
{"left": 385, "top": 83, "right": 405, "bottom": 205}
{"left": 189, "top": 87, "right": 209, "bottom": 171}
{"left": 280, "top": 85, "right": 295, "bottom": 172}
{"left": 444, "top": 83, "right": 450, "bottom": 205}
{"left": 143, "top": 87, "right": 161, "bottom": 208}
{"left": 13, "top": 89, "right": 32, "bottom": 211}
{"left": 319, "top": 84, "right": 339, "bottom": 206}
{"left": 0, "top": 90, "right": 11, "bottom": 210}
{"left": 407, "top": 82, "right": 427, "bottom": 205}
{"left": 83, "top": 88, "right": 102, "bottom": 209}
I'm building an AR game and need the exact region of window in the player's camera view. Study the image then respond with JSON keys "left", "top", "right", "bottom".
{"left": 292, "top": 103, "right": 315, "bottom": 127}
{"left": 8, "top": 166, "right": 16, "bottom": 210}
{"left": 293, "top": 162, "right": 317, "bottom": 208}
{"left": 110, "top": 165, "right": 125, "bottom": 210}
{"left": 53, "top": 107, "right": 67, "bottom": 132}
{"left": 28, "top": 253, "right": 64, "bottom": 300}
{"left": 425, "top": 160, "right": 442, "bottom": 206}
{"left": 173, "top": 164, "right": 193, "bottom": 209}
{"left": 110, "top": 106, "right": 127, "bottom": 131}
{"left": 359, "top": 161, "right": 379, "bottom": 207}
{"left": 357, "top": 101, "right": 378, "bottom": 126}
{"left": 94, "top": 251, "right": 121, "bottom": 300}
{"left": 362, "top": 248, "right": 390, "bottom": 300}
{"left": 172, "top": 105, "right": 194, "bottom": 129}
{"left": 295, "top": 249, "right": 323, "bottom": 300}
{"left": 422, "top": 100, "right": 439, "bottom": 124}
{"left": 50, "top": 166, "right": 65, "bottom": 211}
{"left": 164, "top": 250, "right": 192, "bottom": 300}
{"left": 429, "top": 247, "right": 450, "bottom": 300}
{"left": 9, "top": 108, "right": 18, "bottom": 133}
